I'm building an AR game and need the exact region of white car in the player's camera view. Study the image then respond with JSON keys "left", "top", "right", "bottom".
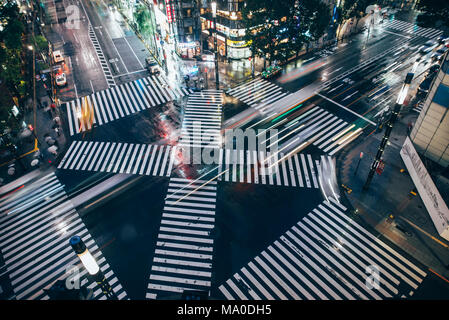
{"left": 419, "top": 40, "right": 437, "bottom": 55}
{"left": 55, "top": 73, "right": 67, "bottom": 87}
{"left": 431, "top": 47, "right": 448, "bottom": 61}
{"left": 52, "top": 50, "right": 64, "bottom": 64}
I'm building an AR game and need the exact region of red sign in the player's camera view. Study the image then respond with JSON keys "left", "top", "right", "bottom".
{"left": 376, "top": 160, "right": 385, "bottom": 174}
{"left": 165, "top": 0, "right": 174, "bottom": 23}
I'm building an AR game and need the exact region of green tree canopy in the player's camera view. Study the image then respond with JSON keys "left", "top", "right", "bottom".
{"left": 416, "top": 0, "right": 449, "bottom": 28}
{"left": 242, "top": 0, "right": 330, "bottom": 65}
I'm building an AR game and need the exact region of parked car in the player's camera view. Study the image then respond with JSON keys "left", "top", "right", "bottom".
{"left": 145, "top": 57, "right": 160, "bottom": 75}
{"left": 52, "top": 50, "right": 64, "bottom": 64}
{"left": 431, "top": 46, "right": 448, "bottom": 61}
{"left": 261, "top": 65, "right": 282, "bottom": 79}
{"left": 418, "top": 77, "right": 432, "bottom": 94}
{"left": 437, "top": 35, "right": 449, "bottom": 44}
{"left": 419, "top": 40, "right": 437, "bottom": 55}
{"left": 428, "top": 63, "right": 440, "bottom": 74}
{"left": 55, "top": 73, "right": 67, "bottom": 87}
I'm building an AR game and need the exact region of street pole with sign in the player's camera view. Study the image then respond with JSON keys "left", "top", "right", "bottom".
{"left": 354, "top": 151, "right": 364, "bottom": 176}
{"left": 69, "top": 236, "right": 117, "bottom": 300}
{"left": 212, "top": 2, "right": 219, "bottom": 90}
{"left": 363, "top": 60, "right": 419, "bottom": 190}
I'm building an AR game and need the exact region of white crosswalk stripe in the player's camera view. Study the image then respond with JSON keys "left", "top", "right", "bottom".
{"left": 273, "top": 106, "right": 363, "bottom": 156}
{"left": 227, "top": 78, "right": 290, "bottom": 110}
{"left": 179, "top": 90, "right": 223, "bottom": 149}
{"left": 146, "top": 177, "right": 217, "bottom": 299}
{"left": 0, "top": 172, "right": 128, "bottom": 300}
{"left": 383, "top": 19, "right": 443, "bottom": 39}
{"left": 413, "top": 101, "right": 424, "bottom": 114}
{"left": 57, "top": 141, "right": 177, "bottom": 177}
{"left": 65, "top": 76, "right": 193, "bottom": 136}
{"left": 217, "top": 149, "right": 320, "bottom": 188}
{"left": 218, "top": 198, "right": 427, "bottom": 300}
{"left": 88, "top": 25, "right": 116, "bottom": 88}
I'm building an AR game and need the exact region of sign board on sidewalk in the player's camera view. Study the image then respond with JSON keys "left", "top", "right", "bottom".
{"left": 400, "top": 137, "right": 449, "bottom": 241}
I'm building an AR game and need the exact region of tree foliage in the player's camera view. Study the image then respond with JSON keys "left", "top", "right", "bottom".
{"left": 242, "top": 0, "right": 330, "bottom": 65}
{"left": 416, "top": 0, "right": 449, "bottom": 28}
{"left": 0, "top": 0, "right": 26, "bottom": 133}
{"left": 134, "top": 4, "right": 153, "bottom": 36}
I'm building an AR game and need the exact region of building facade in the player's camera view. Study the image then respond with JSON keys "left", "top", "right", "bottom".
{"left": 200, "top": 0, "right": 250, "bottom": 60}
{"left": 172, "top": 0, "right": 204, "bottom": 58}
{"left": 410, "top": 52, "right": 449, "bottom": 168}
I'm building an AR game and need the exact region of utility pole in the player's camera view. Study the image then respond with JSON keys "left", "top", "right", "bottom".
{"left": 70, "top": 236, "right": 118, "bottom": 300}
{"left": 211, "top": 1, "right": 219, "bottom": 90}
{"left": 363, "top": 60, "right": 420, "bottom": 190}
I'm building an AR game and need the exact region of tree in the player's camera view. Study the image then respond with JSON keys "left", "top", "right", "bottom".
{"left": 34, "top": 35, "right": 48, "bottom": 53}
{"left": 242, "top": 0, "right": 330, "bottom": 66}
{"left": 134, "top": 4, "right": 153, "bottom": 36}
{"left": 242, "top": 0, "right": 293, "bottom": 66}
{"left": 336, "top": 0, "right": 374, "bottom": 40}
{"left": 416, "top": 0, "right": 449, "bottom": 29}
{"left": 299, "top": 0, "right": 331, "bottom": 48}
{"left": 2, "top": 19, "right": 25, "bottom": 50}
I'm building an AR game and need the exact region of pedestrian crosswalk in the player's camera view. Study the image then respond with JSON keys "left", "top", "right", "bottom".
{"left": 383, "top": 19, "right": 443, "bottom": 39}
{"left": 277, "top": 106, "right": 363, "bottom": 156}
{"left": 413, "top": 101, "right": 424, "bottom": 114}
{"left": 146, "top": 177, "right": 217, "bottom": 299}
{"left": 218, "top": 198, "right": 427, "bottom": 300}
{"left": 0, "top": 172, "right": 128, "bottom": 300}
{"left": 64, "top": 76, "right": 193, "bottom": 136}
{"left": 218, "top": 149, "right": 321, "bottom": 189}
{"left": 57, "top": 140, "right": 177, "bottom": 177}
{"left": 88, "top": 25, "right": 116, "bottom": 88}
{"left": 226, "top": 78, "right": 292, "bottom": 110}
{"left": 179, "top": 90, "right": 223, "bottom": 149}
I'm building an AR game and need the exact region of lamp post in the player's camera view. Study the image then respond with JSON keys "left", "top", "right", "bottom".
{"left": 211, "top": 1, "right": 219, "bottom": 90}
{"left": 363, "top": 59, "right": 420, "bottom": 190}
{"left": 69, "top": 236, "right": 117, "bottom": 300}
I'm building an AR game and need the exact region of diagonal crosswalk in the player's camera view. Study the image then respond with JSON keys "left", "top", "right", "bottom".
{"left": 218, "top": 149, "right": 321, "bottom": 188}
{"left": 218, "top": 198, "right": 427, "bottom": 300}
{"left": 65, "top": 76, "right": 193, "bottom": 136}
{"left": 146, "top": 177, "right": 217, "bottom": 299}
{"left": 57, "top": 141, "right": 177, "bottom": 177}
{"left": 227, "top": 78, "right": 291, "bottom": 110}
{"left": 383, "top": 19, "right": 443, "bottom": 39}
{"left": 0, "top": 172, "right": 128, "bottom": 300}
{"left": 179, "top": 90, "right": 223, "bottom": 149}
{"left": 273, "top": 106, "right": 363, "bottom": 156}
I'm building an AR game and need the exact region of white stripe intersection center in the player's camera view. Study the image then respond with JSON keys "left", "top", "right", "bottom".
{"left": 146, "top": 177, "right": 218, "bottom": 299}
{"left": 65, "top": 76, "right": 193, "bottom": 136}
{"left": 57, "top": 141, "right": 177, "bottom": 177}
{"left": 179, "top": 90, "right": 224, "bottom": 149}
{"left": 383, "top": 19, "right": 443, "bottom": 39}
{"left": 226, "top": 78, "right": 290, "bottom": 110}
{"left": 0, "top": 172, "right": 128, "bottom": 300}
{"left": 218, "top": 198, "right": 427, "bottom": 300}
{"left": 218, "top": 149, "right": 320, "bottom": 188}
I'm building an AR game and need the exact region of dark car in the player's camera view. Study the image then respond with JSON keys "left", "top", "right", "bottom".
{"left": 429, "top": 64, "right": 440, "bottom": 74}
{"left": 418, "top": 77, "right": 432, "bottom": 94}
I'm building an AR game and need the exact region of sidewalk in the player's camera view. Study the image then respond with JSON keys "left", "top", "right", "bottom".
{"left": 0, "top": 70, "right": 68, "bottom": 186}
{"left": 337, "top": 109, "right": 449, "bottom": 279}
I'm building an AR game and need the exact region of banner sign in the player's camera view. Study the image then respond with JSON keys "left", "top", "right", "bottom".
{"left": 400, "top": 137, "right": 449, "bottom": 241}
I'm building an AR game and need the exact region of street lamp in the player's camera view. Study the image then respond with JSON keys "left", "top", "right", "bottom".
{"left": 363, "top": 63, "right": 418, "bottom": 190}
{"left": 211, "top": 1, "right": 219, "bottom": 90}
{"left": 69, "top": 236, "right": 117, "bottom": 300}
